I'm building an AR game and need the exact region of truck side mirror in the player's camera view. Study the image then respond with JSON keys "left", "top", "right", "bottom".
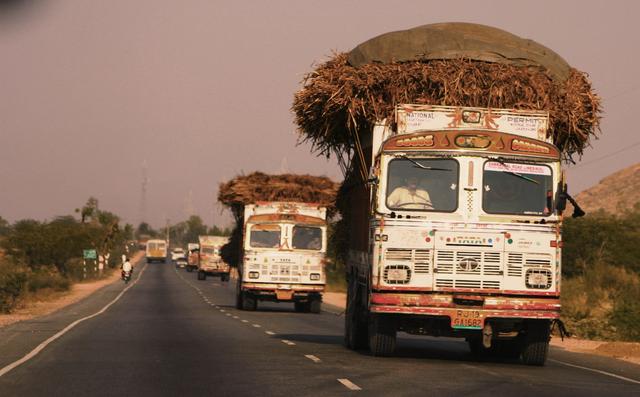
{"left": 555, "top": 182, "right": 567, "bottom": 213}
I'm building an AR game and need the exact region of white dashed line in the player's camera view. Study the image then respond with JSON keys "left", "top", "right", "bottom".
{"left": 549, "top": 359, "right": 640, "bottom": 385}
{"left": 220, "top": 309, "right": 226, "bottom": 312}
{"left": 338, "top": 378, "right": 362, "bottom": 391}
{"left": 265, "top": 331, "right": 275, "bottom": 336}
{"left": 242, "top": 320, "right": 249, "bottom": 323}
{"left": 305, "top": 355, "right": 321, "bottom": 363}
{"left": 233, "top": 316, "right": 239, "bottom": 319}
{"left": 225, "top": 313, "right": 232, "bottom": 317}
{"left": 252, "top": 324, "right": 261, "bottom": 328}
{"left": 281, "top": 339, "right": 296, "bottom": 346}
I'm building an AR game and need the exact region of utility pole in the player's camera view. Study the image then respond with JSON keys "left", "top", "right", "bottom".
{"left": 139, "top": 160, "right": 149, "bottom": 226}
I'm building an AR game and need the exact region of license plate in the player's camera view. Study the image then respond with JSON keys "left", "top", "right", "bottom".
{"left": 450, "top": 309, "right": 484, "bottom": 329}
{"left": 276, "top": 290, "right": 294, "bottom": 301}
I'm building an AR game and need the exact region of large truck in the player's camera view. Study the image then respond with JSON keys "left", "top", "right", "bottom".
{"left": 185, "top": 243, "right": 199, "bottom": 272}
{"left": 236, "top": 202, "right": 328, "bottom": 313}
{"left": 343, "top": 105, "right": 576, "bottom": 365}
{"left": 145, "top": 239, "right": 168, "bottom": 263}
{"left": 197, "top": 236, "right": 230, "bottom": 281}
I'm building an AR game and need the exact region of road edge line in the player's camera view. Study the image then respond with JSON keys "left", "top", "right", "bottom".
{"left": 0, "top": 262, "right": 149, "bottom": 378}
{"left": 549, "top": 359, "right": 640, "bottom": 385}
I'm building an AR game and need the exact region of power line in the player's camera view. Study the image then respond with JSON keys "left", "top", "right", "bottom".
{"left": 570, "top": 141, "right": 640, "bottom": 169}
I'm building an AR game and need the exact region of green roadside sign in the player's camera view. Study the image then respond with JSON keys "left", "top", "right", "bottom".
{"left": 83, "top": 249, "right": 97, "bottom": 260}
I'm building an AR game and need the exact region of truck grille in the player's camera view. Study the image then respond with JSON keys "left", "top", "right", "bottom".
{"left": 434, "top": 250, "right": 502, "bottom": 290}
{"left": 384, "top": 248, "right": 431, "bottom": 274}
{"left": 507, "top": 253, "right": 552, "bottom": 277}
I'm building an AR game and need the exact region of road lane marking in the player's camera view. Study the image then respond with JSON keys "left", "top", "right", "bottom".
{"left": 0, "top": 262, "right": 150, "bottom": 378}
{"left": 242, "top": 320, "right": 249, "bottom": 323}
{"left": 225, "top": 313, "right": 232, "bottom": 316}
{"left": 338, "top": 378, "right": 361, "bottom": 391}
{"left": 232, "top": 316, "right": 239, "bottom": 319}
{"left": 549, "top": 359, "right": 640, "bottom": 385}
{"left": 220, "top": 309, "right": 226, "bottom": 312}
{"left": 281, "top": 339, "right": 296, "bottom": 346}
{"left": 252, "top": 324, "right": 261, "bottom": 328}
{"left": 265, "top": 331, "right": 275, "bottom": 335}
{"left": 305, "top": 355, "right": 321, "bottom": 363}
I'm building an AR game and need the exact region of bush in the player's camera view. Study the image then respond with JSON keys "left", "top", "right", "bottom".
{"left": 561, "top": 261, "right": 640, "bottom": 341}
{"left": 0, "top": 260, "right": 27, "bottom": 313}
{"left": 26, "top": 266, "right": 70, "bottom": 293}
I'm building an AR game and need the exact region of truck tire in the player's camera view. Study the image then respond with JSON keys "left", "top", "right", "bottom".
{"left": 241, "top": 292, "right": 257, "bottom": 311}
{"left": 368, "top": 314, "right": 396, "bottom": 357}
{"left": 235, "top": 282, "right": 243, "bottom": 310}
{"left": 344, "top": 278, "right": 368, "bottom": 350}
{"left": 294, "top": 301, "right": 306, "bottom": 312}
{"left": 221, "top": 273, "right": 230, "bottom": 282}
{"left": 521, "top": 320, "right": 550, "bottom": 366}
{"left": 186, "top": 266, "right": 193, "bottom": 273}
{"left": 309, "top": 299, "right": 321, "bottom": 314}
{"left": 197, "top": 271, "right": 206, "bottom": 281}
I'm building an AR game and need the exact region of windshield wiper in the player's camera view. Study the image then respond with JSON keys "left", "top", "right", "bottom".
{"left": 490, "top": 157, "right": 539, "bottom": 185}
{"left": 399, "top": 155, "right": 452, "bottom": 171}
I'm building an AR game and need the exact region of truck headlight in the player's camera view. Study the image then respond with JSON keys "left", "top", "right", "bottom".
{"left": 525, "top": 269, "right": 552, "bottom": 289}
{"left": 310, "top": 273, "right": 321, "bottom": 281}
{"left": 383, "top": 265, "right": 411, "bottom": 284}
{"left": 248, "top": 271, "right": 260, "bottom": 279}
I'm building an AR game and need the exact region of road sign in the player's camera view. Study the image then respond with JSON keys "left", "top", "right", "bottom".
{"left": 83, "top": 249, "right": 97, "bottom": 260}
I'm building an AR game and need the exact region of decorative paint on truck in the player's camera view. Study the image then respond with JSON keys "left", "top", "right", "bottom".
{"left": 344, "top": 105, "right": 572, "bottom": 365}
{"left": 197, "top": 236, "right": 230, "bottom": 281}
{"left": 236, "top": 202, "right": 328, "bottom": 313}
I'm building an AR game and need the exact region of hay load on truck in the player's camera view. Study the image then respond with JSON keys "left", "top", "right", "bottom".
{"left": 293, "top": 23, "right": 601, "bottom": 365}
{"left": 218, "top": 173, "right": 338, "bottom": 313}
{"left": 146, "top": 239, "right": 168, "bottom": 263}
{"left": 197, "top": 236, "right": 230, "bottom": 281}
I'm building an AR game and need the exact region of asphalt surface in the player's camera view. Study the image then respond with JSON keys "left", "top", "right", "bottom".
{"left": 1, "top": 261, "right": 639, "bottom": 396}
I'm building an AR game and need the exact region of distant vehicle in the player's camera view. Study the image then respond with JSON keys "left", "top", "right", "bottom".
{"left": 186, "top": 243, "right": 199, "bottom": 272}
{"left": 171, "top": 248, "right": 186, "bottom": 261}
{"left": 146, "top": 239, "right": 167, "bottom": 263}
{"left": 236, "top": 202, "right": 327, "bottom": 313}
{"left": 175, "top": 258, "right": 188, "bottom": 269}
{"left": 197, "top": 236, "right": 230, "bottom": 281}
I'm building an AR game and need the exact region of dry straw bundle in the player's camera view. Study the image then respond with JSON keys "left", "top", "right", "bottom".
{"left": 218, "top": 172, "right": 338, "bottom": 217}
{"left": 293, "top": 24, "right": 601, "bottom": 161}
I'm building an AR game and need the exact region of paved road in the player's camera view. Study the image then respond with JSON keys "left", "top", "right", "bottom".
{"left": 1, "top": 262, "right": 639, "bottom": 396}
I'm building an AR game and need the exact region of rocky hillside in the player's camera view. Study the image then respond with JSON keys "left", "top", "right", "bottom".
{"left": 573, "top": 163, "right": 640, "bottom": 215}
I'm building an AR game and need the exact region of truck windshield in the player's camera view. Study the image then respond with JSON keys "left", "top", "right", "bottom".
{"left": 292, "top": 226, "right": 323, "bottom": 250}
{"left": 386, "top": 158, "right": 458, "bottom": 212}
{"left": 201, "top": 247, "right": 215, "bottom": 255}
{"left": 483, "top": 161, "right": 553, "bottom": 215}
{"left": 249, "top": 224, "right": 281, "bottom": 248}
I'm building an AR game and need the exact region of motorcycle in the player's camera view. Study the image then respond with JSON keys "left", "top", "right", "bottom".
{"left": 121, "top": 269, "right": 132, "bottom": 284}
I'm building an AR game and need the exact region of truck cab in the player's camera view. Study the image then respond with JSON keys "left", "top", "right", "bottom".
{"left": 236, "top": 202, "right": 327, "bottom": 313}
{"left": 345, "top": 105, "right": 566, "bottom": 365}
{"left": 197, "top": 236, "right": 230, "bottom": 281}
{"left": 146, "top": 239, "right": 168, "bottom": 263}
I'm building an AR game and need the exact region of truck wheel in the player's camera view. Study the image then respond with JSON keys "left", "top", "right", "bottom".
{"left": 521, "top": 320, "right": 550, "bottom": 366}
{"left": 294, "top": 301, "right": 306, "bottom": 312}
{"left": 344, "top": 279, "right": 368, "bottom": 350}
{"left": 368, "top": 314, "right": 396, "bottom": 357}
{"left": 197, "top": 271, "right": 206, "bottom": 281}
{"left": 241, "top": 292, "right": 257, "bottom": 311}
{"left": 235, "top": 283, "right": 243, "bottom": 310}
{"left": 186, "top": 266, "right": 193, "bottom": 273}
{"left": 221, "top": 274, "right": 230, "bottom": 282}
{"left": 309, "top": 299, "right": 321, "bottom": 314}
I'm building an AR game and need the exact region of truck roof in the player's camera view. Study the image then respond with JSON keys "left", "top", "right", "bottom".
{"left": 198, "top": 236, "right": 229, "bottom": 246}
{"left": 244, "top": 202, "right": 327, "bottom": 223}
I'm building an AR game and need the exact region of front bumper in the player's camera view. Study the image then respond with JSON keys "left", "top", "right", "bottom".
{"left": 241, "top": 282, "right": 325, "bottom": 302}
{"left": 370, "top": 292, "right": 560, "bottom": 320}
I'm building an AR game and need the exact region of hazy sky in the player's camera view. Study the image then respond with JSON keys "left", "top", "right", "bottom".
{"left": 1, "top": 0, "right": 638, "bottom": 228}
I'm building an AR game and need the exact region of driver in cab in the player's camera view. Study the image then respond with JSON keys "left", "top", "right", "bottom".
{"left": 387, "top": 176, "right": 433, "bottom": 210}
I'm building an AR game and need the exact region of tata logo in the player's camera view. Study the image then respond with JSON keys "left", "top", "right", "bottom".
{"left": 457, "top": 257, "right": 479, "bottom": 272}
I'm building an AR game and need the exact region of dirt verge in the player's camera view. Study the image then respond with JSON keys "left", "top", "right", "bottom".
{"left": 0, "top": 252, "right": 144, "bottom": 328}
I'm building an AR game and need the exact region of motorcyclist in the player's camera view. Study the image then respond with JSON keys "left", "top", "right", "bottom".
{"left": 121, "top": 258, "right": 133, "bottom": 281}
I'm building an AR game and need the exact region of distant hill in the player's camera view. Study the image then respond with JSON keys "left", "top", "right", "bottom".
{"left": 572, "top": 163, "right": 640, "bottom": 216}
